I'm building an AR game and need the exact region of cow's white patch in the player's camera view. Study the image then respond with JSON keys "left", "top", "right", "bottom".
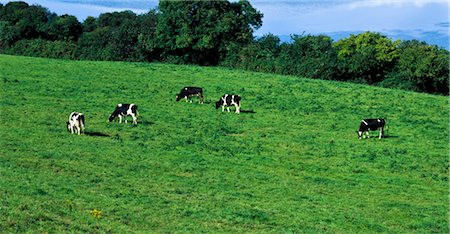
{"left": 129, "top": 103, "right": 138, "bottom": 124}
{"left": 362, "top": 120, "right": 368, "bottom": 125}
{"left": 67, "top": 112, "right": 85, "bottom": 135}
{"left": 127, "top": 104, "right": 134, "bottom": 115}
{"left": 358, "top": 131, "right": 363, "bottom": 139}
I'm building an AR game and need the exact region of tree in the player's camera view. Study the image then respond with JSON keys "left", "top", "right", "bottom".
{"left": 97, "top": 11, "right": 137, "bottom": 28}
{"left": 0, "top": 1, "right": 29, "bottom": 22}
{"left": 154, "top": 0, "right": 263, "bottom": 65}
{"left": 44, "top": 14, "right": 82, "bottom": 41}
{"left": 135, "top": 10, "right": 159, "bottom": 61}
{"left": 76, "top": 10, "right": 158, "bottom": 61}
{"left": 333, "top": 31, "right": 399, "bottom": 84}
{"left": 0, "top": 2, "right": 53, "bottom": 47}
{"left": 384, "top": 40, "right": 449, "bottom": 95}
{"left": 224, "top": 33, "right": 280, "bottom": 72}
{"left": 276, "top": 34, "right": 337, "bottom": 80}
{"left": 76, "top": 27, "right": 111, "bottom": 60}
{"left": 82, "top": 16, "right": 97, "bottom": 32}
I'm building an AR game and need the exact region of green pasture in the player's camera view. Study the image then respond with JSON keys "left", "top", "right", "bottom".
{"left": 0, "top": 54, "right": 448, "bottom": 233}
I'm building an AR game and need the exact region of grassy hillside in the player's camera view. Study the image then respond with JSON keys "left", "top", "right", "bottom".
{"left": 0, "top": 54, "right": 448, "bottom": 233}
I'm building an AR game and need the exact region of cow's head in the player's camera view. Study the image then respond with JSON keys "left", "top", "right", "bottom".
{"left": 356, "top": 131, "right": 363, "bottom": 139}
{"left": 215, "top": 101, "right": 221, "bottom": 109}
{"left": 176, "top": 94, "right": 181, "bottom": 102}
{"left": 108, "top": 114, "right": 116, "bottom": 122}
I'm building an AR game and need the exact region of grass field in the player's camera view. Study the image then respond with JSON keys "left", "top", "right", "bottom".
{"left": 0, "top": 54, "right": 448, "bottom": 233}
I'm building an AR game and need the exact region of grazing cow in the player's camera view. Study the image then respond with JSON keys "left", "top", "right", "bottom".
{"left": 67, "top": 112, "right": 85, "bottom": 135}
{"left": 109, "top": 104, "right": 138, "bottom": 124}
{"left": 176, "top": 87, "right": 204, "bottom": 104}
{"left": 215, "top": 94, "right": 241, "bottom": 114}
{"left": 357, "top": 118, "right": 385, "bottom": 139}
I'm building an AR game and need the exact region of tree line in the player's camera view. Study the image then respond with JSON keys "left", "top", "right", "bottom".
{"left": 1, "top": 1, "right": 448, "bottom": 95}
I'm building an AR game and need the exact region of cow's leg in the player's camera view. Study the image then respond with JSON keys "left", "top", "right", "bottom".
{"left": 132, "top": 114, "right": 137, "bottom": 125}
{"left": 76, "top": 125, "right": 81, "bottom": 135}
{"left": 222, "top": 106, "right": 225, "bottom": 112}
{"left": 235, "top": 103, "right": 240, "bottom": 114}
{"left": 199, "top": 95, "right": 204, "bottom": 104}
{"left": 366, "top": 131, "right": 370, "bottom": 139}
{"left": 379, "top": 127, "right": 384, "bottom": 139}
{"left": 227, "top": 107, "right": 231, "bottom": 112}
{"left": 69, "top": 124, "right": 74, "bottom": 134}
{"left": 119, "top": 115, "right": 123, "bottom": 123}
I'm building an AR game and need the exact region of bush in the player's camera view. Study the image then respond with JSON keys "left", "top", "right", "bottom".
{"left": 5, "top": 39, "right": 76, "bottom": 59}
{"left": 333, "top": 32, "right": 399, "bottom": 84}
{"left": 383, "top": 40, "right": 449, "bottom": 95}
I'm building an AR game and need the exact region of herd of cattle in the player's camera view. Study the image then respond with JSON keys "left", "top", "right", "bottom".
{"left": 67, "top": 86, "right": 385, "bottom": 139}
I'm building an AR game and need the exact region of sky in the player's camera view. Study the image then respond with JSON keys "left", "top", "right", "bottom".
{"left": 0, "top": 0, "right": 448, "bottom": 49}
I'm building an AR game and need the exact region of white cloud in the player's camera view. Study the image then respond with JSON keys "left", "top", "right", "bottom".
{"left": 346, "top": 0, "right": 447, "bottom": 9}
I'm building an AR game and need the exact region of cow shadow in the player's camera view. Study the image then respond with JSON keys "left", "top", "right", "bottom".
{"left": 84, "top": 131, "right": 109, "bottom": 137}
{"left": 241, "top": 109, "right": 256, "bottom": 114}
{"left": 383, "top": 135, "right": 399, "bottom": 139}
{"left": 138, "top": 120, "right": 155, "bottom": 125}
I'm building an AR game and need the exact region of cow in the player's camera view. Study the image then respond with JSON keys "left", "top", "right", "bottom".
{"left": 67, "top": 112, "right": 85, "bottom": 135}
{"left": 215, "top": 94, "right": 241, "bottom": 114}
{"left": 357, "top": 118, "right": 385, "bottom": 139}
{"left": 176, "top": 87, "right": 204, "bottom": 104}
{"left": 109, "top": 103, "right": 138, "bottom": 125}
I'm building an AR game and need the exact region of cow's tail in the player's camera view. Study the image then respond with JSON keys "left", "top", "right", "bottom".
{"left": 79, "top": 114, "right": 85, "bottom": 133}
{"left": 133, "top": 105, "right": 139, "bottom": 116}
{"left": 200, "top": 88, "right": 205, "bottom": 104}
{"left": 236, "top": 95, "right": 242, "bottom": 113}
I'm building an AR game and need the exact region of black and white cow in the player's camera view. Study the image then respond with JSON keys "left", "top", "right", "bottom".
{"left": 357, "top": 118, "right": 385, "bottom": 139}
{"left": 176, "top": 87, "right": 204, "bottom": 104}
{"left": 215, "top": 94, "right": 241, "bottom": 114}
{"left": 67, "top": 112, "right": 85, "bottom": 135}
{"left": 109, "top": 103, "right": 138, "bottom": 124}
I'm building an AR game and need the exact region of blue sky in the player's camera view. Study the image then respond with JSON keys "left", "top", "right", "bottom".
{"left": 1, "top": 0, "right": 448, "bottom": 49}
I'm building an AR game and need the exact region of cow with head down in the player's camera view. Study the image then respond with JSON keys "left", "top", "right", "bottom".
{"left": 215, "top": 94, "right": 241, "bottom": 114}
{"left": 109, "top": 103, "right": 138, "bottom": 125}
{"left": 357, "top": 118, "right": 385, "bottom": 139}
{"left": 176, "top": 87, "right": 204, "bottom": 104}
